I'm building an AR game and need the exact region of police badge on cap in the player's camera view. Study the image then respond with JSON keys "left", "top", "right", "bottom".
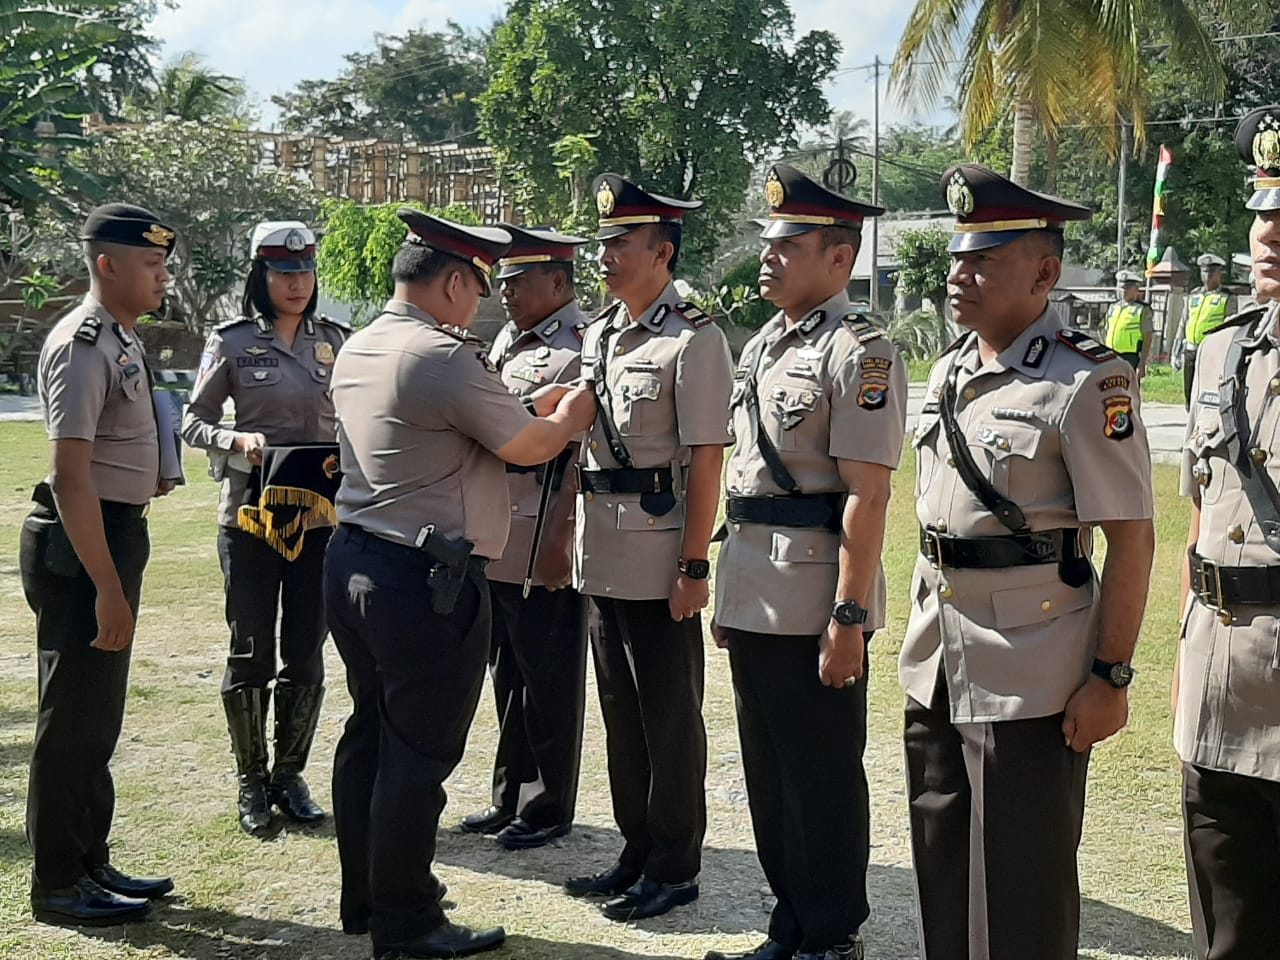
{"left": 1235, "top": 106, "right": 1280, "bottom": 212}
{"left": 81, "top": 203, "right": 177, "bottom": 258}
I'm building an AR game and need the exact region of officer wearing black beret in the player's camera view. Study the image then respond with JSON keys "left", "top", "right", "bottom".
{"left": 19, "top": 203, "right": 179, "bottom": 925}
{"left": 325, "top": 211, "right": 596, "bottom": 958}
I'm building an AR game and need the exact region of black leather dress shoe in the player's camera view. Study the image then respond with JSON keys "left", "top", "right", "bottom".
{"left": 373, "top": 921, "right": 506, "bottom": 958}
{"left": 563, "top": 861, "right": 641, "bottom": 899}
{"left": 601, "top": 877, "right": 699, "bottom": 921}
{"left": 496, "top": 819, "right": 571, "bottom": 850}
{"left": 706, "top": 940, "right": 795, "bottom": 960}
{"left": 793, "top": 936, "right": 864, "bottom": 960}
{"left": 459, "top": 806, "right": 515, "bottom": 835}
{"left": 88, "top": 864, "right": 174, "bottom": 900}
{"left": 31, "top": 876, "right": 151, "bottom": 927}
{"left": 270, "top": 772, "right": 325, "bottom": 824}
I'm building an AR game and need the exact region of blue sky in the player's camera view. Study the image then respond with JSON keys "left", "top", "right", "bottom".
{"left": 150, "top": 0, "right": 942, "bottom": 136}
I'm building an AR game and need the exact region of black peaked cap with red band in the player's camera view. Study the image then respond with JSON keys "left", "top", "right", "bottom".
{"left": 592, "top": 173, "right": 701, "bottom": 240}
{"left": 494, "top": 224, "right": 589, "bottom": 280}
{"left": 942, "top": 163, "right": 1091, "bottom": 253}
{"left": 396, "top": 208, "right": 512, "bottom": 297}
{"left": 1236, "top": 105, "right": 1280, "bottom": 212}
{"left": 758, "top": 162, "right": 884, "bottom": 238}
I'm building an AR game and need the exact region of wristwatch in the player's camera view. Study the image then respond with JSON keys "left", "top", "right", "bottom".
{"left": 1091, "top": 658, "right": 1136, "bottom": 688}
{"left": 831, "top": 600, "right": 868, "bottom": 626}
{"left": 678, "top": 557, "right": 710, "bottom": 581}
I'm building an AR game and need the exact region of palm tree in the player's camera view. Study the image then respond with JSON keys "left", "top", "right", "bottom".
{"left": 127, "top": 53, "right": 247, "bottom": 123}
{"left": 890, "top": 0, "right": 1222, "bottom": 186}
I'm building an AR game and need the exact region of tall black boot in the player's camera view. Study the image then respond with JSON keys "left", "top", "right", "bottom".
{"left": 222, "top": 688, "right": 274, "bottom": 838}
{"left": 270, "top": 684, "right": 326, "bottom": 824}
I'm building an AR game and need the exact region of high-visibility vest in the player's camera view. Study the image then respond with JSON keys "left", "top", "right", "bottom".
{"left": 1186, "top": 291, "right": 1230, "bottom": 345}
{"left": 1104, "top": 302, "right": 1145, "bottom": 353}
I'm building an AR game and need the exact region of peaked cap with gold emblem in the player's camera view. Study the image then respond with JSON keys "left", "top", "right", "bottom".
{"left": 1235, "top": 105, "right": 1280, "bottom": 212}
{"left": 397, "top": 208, "right": 512, "bottom": 298}
{"left": 591, "top": 173, "right": 701, "bottom": 240}
{"left": 494, "top": 224, "right": 589, "bottom": 280}
{"left": 941, "top": 163, "right": 1092, "bottom": 252}
{"left": 80, "top": 202, "right": 177, "bottom": 258}
{"left": 757, "top": 162, "right": 885, "bottom": 239}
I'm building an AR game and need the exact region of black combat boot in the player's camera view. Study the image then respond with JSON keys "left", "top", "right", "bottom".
{"left": 269, "top": 684, "right": 326, "bottom": 823}
{"left": 222, "top": 687, "right": 274, "bottom": 837}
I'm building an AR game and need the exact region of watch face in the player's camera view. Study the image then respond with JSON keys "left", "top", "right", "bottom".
{"left": 683, "top": 559, "right": 710, "bottom": 580}
{"left": 1111, "top": 663, "right": 1134, "bottom": 687}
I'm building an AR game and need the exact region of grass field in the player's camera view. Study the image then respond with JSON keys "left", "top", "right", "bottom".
{"left": 0, "top": 420, "right": 1195, "bottom": 959}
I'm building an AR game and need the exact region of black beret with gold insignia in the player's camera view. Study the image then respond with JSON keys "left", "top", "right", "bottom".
{"left": 397, "top": 208, "right": 512, "bottom": 298}
{"left": 592, "top": 173, "right": 701, "bottom": 240}
{"left": 941, "top": 163, "right": 1092, "bottom": 253}
{"left": 758, "top": 162, "right": 884, "bottom": 239}
{"left": 494, "top": 224, "right": 589, "bottom": 280}
{"left": 80, "top": 203, "right": 177, "bottom": 258}
{"left": 1235, "top": 105, "right": 1280, "bottom": 212}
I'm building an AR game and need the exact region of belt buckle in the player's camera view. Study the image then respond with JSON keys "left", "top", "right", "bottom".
{"left": 922, "top": 527, "right": 948, "bottom": 568}
{"left": 1196, "top": 558, "right": 1230, "bottom": 623}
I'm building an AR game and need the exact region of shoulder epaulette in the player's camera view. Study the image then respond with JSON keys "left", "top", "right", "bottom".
{"left": 940, "top": 332, "right": 967, "bottom": 356}
{"left": 593, "top": 302, "right": 622, "bottom": 325}
{"left": 674, "top": 301, "right": 715, "bottom": 328}
{"left": 73, "top": 314, "right": 103, "bottom": 344}
{"left": 1217, "top": 306, "right": 1268, "bottom": 336}
{"left": 438, "top": 324, "right": 484, "bottom": 345}
{"left": 213, "top": 316, "right": 253, "bottom": 333}
{"left": 841, "top": 314, "right": 883, "bottom": 344}
{"left": 317, "top": 313, "right": 351, "bottom": 331}
{"left": 1056, "top": 328, "right": 1116, "bottom": 362}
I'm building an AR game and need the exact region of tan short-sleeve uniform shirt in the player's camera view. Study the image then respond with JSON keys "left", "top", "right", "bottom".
{"left": 38, "top": 297, "right": 159, "bottom": 505}
{"left": 715, "top": 293, "right": 907, "bottom": 636}
{"left": 331, "top": 300, "right": 532, "bottom": 560}
{"left": 573, "top": 281, "right": 734, "bottom": 600}
{"left": 182, "top": 314, "right": 348, "bottom": 526}
{"left": 900, "top": 309, "right": 1155, "bottom": 723}
{"left": 1177, "top": 303, "right": 1280, "bottom": 782}
{"left": 485, "top": 302, "right": 588, "bottom": 584}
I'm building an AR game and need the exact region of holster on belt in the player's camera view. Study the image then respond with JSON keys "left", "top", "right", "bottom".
{"left": 415, "top": 524, "right": 476, "bottom": 616}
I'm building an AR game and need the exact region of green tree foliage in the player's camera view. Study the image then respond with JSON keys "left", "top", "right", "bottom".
{"left": 479, "top": 0, "right": 841, "bottom": 273}
{"left": 71, "top": 120, "right": 322, "bottom": 331}
{"left": 877, "top": 125, "right": 968, "bottom": 212}
{"left": 893, "top": 225, "right": 951, "bottom": 319}
{"left": 273, "top": 25, "right": 488, "bottom": 145}
{"left": 125, "top": 52, "right": 252, "bottom": 124}
{"left": 316, "top": 200, "right": 481, "bottom": 323}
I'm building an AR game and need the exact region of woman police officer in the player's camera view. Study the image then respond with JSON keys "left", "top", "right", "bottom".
{"left": 182, "top": 222, "right": 348, "bottom": 836}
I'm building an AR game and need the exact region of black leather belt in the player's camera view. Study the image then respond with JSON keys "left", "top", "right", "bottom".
{"left": 505, "top": 463, "right": 539, "bottom": 475}
{"left": 31, "top": 480, "right": 149, "bottom": 521}
{"left": 920, "top": 525, "right": 1082, "bottom": 569}
{"left": 1189, "top": 551, "right": 1280, "bottom": 610}
{"left": 576, "top": 466, "right": 673, "bottom": 495}
{"left": 338, "top": 523, "right": 488, "bottom": 575}
{"left": 725, "top": 493, "right": 845, "bottom": 532}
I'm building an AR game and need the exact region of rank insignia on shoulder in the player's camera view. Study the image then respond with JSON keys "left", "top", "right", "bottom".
{"left": 477, "top": 350, "right": 498, "bottom": 374}
{"left": 213, "top": 317, "right": 253, "bottom": 332}
{"left": 1022, "top": 335, "right": 1047, "bottom": 368}
{"left": 1057, "top": 329, "right": 1116, "bottom": 362}
{"left": 842, "top": 314, "right": 882, "bottom": 343}
{"left": 318, "top": 313, "right": 351, "bottom": 331}
{"left": 674, "top": 301, "right": 714, "bottom": 328}
{"left": 1103, "top": 395, "right": 1134, "bottom": 440}
{"left": 73, "top": 316, "right": 102, "bottom": 344}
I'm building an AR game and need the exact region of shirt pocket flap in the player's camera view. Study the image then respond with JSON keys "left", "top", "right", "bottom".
{"left": 617, "top": 501, "right": 683, "bottom": 531}
{"left": 974, "top": 422, "right": 1042, "bottom": 460}
{"left": 770, "top": 529, "right": 839, "bottom": 564}
{"left": 991, "top": 579, "right": 1092, "bottom": 629}
{"left": 913, "top": 412, "right": 941, "bottom": 448}
{"left": 118, "top": 370, "right": 147, "bottom": 401}
{"left": 1187, "top": 417, "right": 1224, "bottom": 456}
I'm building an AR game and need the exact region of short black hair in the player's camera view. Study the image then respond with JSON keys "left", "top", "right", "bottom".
{"left": 647, "top": 222, "right": 683, "bottom": 274}
{"left": 1032, "top": 230, "right": 1065, "bottom": 260}
{"left": 391, "top": 242, "right": 473, "bottom": 288}
{"left": 539, "top": 261, "right": 574, "bottom": 286}
{"left": 818, "top": 225, "right": 862, "bottom": 253}
{"left": 240, "top": 259, "right": 318, "bottom": 322}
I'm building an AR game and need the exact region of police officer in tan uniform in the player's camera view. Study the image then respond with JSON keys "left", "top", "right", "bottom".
{"left": 1176, "top": 105, "right": 1280, "bottom": 960}
{"left": 563, "top": 174, "right": 734, "bottom": 921}
{"left": 460, "top": 225, "right": 591, "bottom": 849}
{"left": 901, "top": 165, "right": 1156, "bottom": 960}
{"left": 704, "top": 164, "right": 905, "bottom": 960}
{"left": 20, "top": 204, "right": 178, "bottom": 926}
{"left": 183, "top": 221, "right": 347, "bottom": 837}
{"left": 324, "top": 210, "right": 596, "bottom": 960}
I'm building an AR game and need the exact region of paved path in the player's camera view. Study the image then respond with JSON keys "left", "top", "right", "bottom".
{"left": 3, "top": 387, "right": 1190, "bottom": 464}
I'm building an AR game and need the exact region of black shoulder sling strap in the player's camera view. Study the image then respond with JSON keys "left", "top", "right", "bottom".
{"left": 588, "top": 308, "right": 634, "bottom": 468}
{"left": 738, "top": 335, "right": 801, "bottom": 494}
{"left": 937, "top": 351, "right": 1029, "bottom": 534}
{"left": 1218, "top": 321, "right": 1280, "bottom": 556}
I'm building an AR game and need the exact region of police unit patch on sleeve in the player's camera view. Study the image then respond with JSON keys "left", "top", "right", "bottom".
{"left": 1057, "top": 329, "right": 1116, "bottom": 362}
{"left": 858, "top": 381, "right": 888, "bottom": 409}
{"left": 1103, "top": 395, "right": 1134, "bottom": 440}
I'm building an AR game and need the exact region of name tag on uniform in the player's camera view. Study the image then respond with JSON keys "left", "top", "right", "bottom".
{"left": 1198, "top": 391, "right": 1220, "bottom": 407}
{"left": 991, "top": 407, "right": 1036, "bottom": 421}
{"left": 797, "top": 348, "right": 824, "bottom": 360}
{"left": 237, "top": 356, "right": 279, "bottom": 368}
{"left": 624, "top": 359, "right": 660, "bottom": 372}
{"left": 785, "top": 364, "right": 818, "bottom": 379}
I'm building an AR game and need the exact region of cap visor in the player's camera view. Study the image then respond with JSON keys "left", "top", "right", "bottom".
{"left": 948, "top": 229, "right": 1040, "bottom": 253}
{"left": 263, "top": 259, "right": 316, "bottom": 273}
{"left": 1246, "top": 187, "right": 1280, "bottom": 213}
{"left": 495, "top": 263, "right": 537, "bottom": 281}
{"left": 595, "top": 224, "right": 638, "bottom": 241}
{"left": 475, "top": 267, "right": 493, "bottom": 298}
{"left": 758, "top": 220, "right": 823, "bottom": 239}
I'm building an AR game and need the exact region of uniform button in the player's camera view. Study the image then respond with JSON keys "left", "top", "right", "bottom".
{"left": 1041, "top": 600, "right": 1052, "bottom": 612}
{"left": 1195, "top": 435, "right": 1205, "bottom": 446}
{"left": 511, "top": 504, "right": 518, "bottom": 512}
{"left": 1229, "top": 524, "right": 1245, "bottom": 543}
{"left": 997, "top": 438, "right": 1011, "bottom": 451}
{"left": 1252, "top": 447, "right": 1268, "bottom": 464}
{"left": 939, "top": 583, "right": 954, "bottom": 600}
{"left": 590, "top": 440, "right": 598, "bottom": 450}
{"left": 945, "top": 455, "right": 955, "bottom": 467}
{"left": 935, "top": 520, "right": 948, "bottom": 533}
{"left": 605, "top": 501, "right": 613, "bottom": 509}
{"left": 1271, "top": 377, "right": 1280, "bottom": 396}
{"left": 963, "top": 387, "right": 977, "bottom": 401}
{"left": 585, "top": 492, "right": 594, "bottom": 501}
{"left": 615, "top": 345, "right": 625, "bottom": 355}
{"left": 647, "top": 518, "right": 656, "bottom": 527}
{"left": 806, "top": 547, "right": 815, "bottom": 557}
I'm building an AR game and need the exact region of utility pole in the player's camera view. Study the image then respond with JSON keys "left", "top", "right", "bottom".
{"left": 1116, "top": 121, "right": 1128, "bottom": 275}
{"left": 871, "top": 55, "right": 881, "bottom": 312}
